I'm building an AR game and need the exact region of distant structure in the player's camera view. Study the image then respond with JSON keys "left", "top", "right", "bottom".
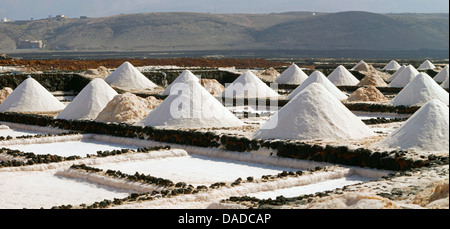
{"left": 80, "top": 16, "right": 88, "bottom": 19}
{"left": 17, "top": 40, "right": 44, "bottom": 49}
{"left": 1, "top": 17, "right": 11, "bottom": 22}
{"left": 56, "top": 14, "right": 66, "bottom": 19}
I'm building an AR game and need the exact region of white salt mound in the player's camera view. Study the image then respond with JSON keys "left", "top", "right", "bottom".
{"left": 105, "top": 61, "right": 158, "bottom": 90}
{"left": 56, "top": 78, "right": 118, "bottom": 120}
{"left": 441, "top": 75, "right": 449, "bottom": 89}
{"left": 418, "top": 60, "right": 436, "bottom": 70}
{"left": 375, "top": 99, "right": 449, "bottom": 152}
{"left": 222, "top": 70, "right": 280, "bottom": 98}
{"left": 137, "top": 80, "right": 244, "bottom": 128}
{"left": 327, "top": 65, "right": 360, "bottom": 86}
{"left": 433, "top": 65, "right": 449, "bottom": 83}
{"left": 162, "top": 70, "right": 199, "bottom": 95}
{"left": 383, "top": 60, "right": 401, "bottom": 71}
{"left": 387, "top": 65, "right": 406, "bottom": 82}
{"left": 389, "top": 65, "right": 420, "bottom": 88}
{"left": 0, "top": 78, "right": 65, "bottom": 113}
{"left": 275, "top": 63, "right": 308, "bottom": 85}
{"left": 287, "top": 71, "right": 347, "bottom": 101}
{"left": 351, "top": 60, "right": 366, "bottom": 70}
{"left": 391, "top": 73, "right": 449, "bottom": 106}
{"left": 95, "top": 93, "right": 161, "bottom": 124}
{"left": 253, "top": 83, "right": 374, "bottom": 141}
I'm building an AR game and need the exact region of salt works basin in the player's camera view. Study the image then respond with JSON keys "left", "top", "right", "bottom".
{"left": 0, "top": 122, "right": 63, "bottom": 138}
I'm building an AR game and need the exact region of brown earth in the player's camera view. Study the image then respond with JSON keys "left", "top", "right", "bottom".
{"left": 0, "top": 58, "right": 290, "bottom": 71}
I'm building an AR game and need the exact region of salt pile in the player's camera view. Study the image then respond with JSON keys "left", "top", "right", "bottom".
{"left": 137, "top": 80, "right": 244, "bottom": 128}
{"left": 200, "top": 79, "right": 225, "bottom": 96}
{"left": 357, "top": 72, "right": 388, "bottom": 87}
{"left": 256, "top": 67, "right": 280, "bottom": 82}
{"left": 0, "top": 87, "right": 13, "bottom": 104}
{"left": 351, "top": 60, "right": 366, "bottom": 70}
{"left": 0, "top": 78, "right": 65, "bottom": 113}
{"left": 82, "top": 66, "right": 111, "bottom": 79}
{"left": 222, "top": 70, "right": 280, "bottom": 98}
{"left": 391, "top": 73, "right": 449, "bottom": 106}
{"left": 389, "top": 65, "right": 420, "bottom": 88}
{"left": 386, "top": 65, "right": 406, "bottom": 82}
{"left": 441, "top": 75, "right": 449, "bottom": 89}
{"left": 374, "top": 99, "right": 449, "bottom": 152}
{"left": 418, "top": 60, "right": 436, "bottom": 70}
{"left": 433, "top": 65, "right": 449, "bottom": 83}
{"left": 353, "top": 62, "right": 377, "bottom": 72}
{"left": 327, "top": 65, "right": 360, "bottom": 86}
{"left": 287, "top": 71, "right": 347, "bottom": 101}
{"left": 346, "top": 86, "right": 388, "bottom": 102}
{"left": 253, "top": 83, "right": 374, "bottom": 141}
{"left": 275, "top": 63, "right": 308, "bottom": 85}
{"left": 162, "top": 70, "right": 199, "bottom": 95}
{"left": 95, "top": 93, "right": 161, "bottom": 124}
{"left": 105, "top": 61, "right": 158, "bottom": 90}
{"left": 56, "top": 78, "right": 118, "bottom": 120}
{"left": 382, "top": 60, "right": 401, "bottom": 71}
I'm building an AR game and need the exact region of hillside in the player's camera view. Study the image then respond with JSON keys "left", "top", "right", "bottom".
{"left": 0, "top": 11, "right": 448, "bottom": 53}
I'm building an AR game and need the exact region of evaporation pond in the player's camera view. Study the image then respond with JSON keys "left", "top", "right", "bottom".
{"left": 248, "top": 175, "right": 372, "bottom": 199}
{"left": 0, "top": 125, "right": 50, "bottom": 138}
{"left": 7, "top": 139, "right": 139, "bottom": 157}
{"left": 96, "top": 154, "right": 297, "bottom": 186}
{"left": 0, "top": 170, "right": 131, "bottom": 209}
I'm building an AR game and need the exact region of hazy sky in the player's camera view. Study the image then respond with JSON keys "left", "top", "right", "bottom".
{"left": 1, "top": 0, "right": 449, "bottom": 20}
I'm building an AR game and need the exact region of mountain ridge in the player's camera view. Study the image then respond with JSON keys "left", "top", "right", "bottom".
{"left": 0, "top": 11, "right": 448, "bottom": 53}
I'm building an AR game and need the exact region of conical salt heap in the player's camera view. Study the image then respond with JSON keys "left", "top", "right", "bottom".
{"left": 105, "top": 61, "right": 158, "bottom": 90}
{"left": 56, "top": 78, "right": 118, "bottom": 120}
{"left": 383, "top": 60, "right": 401, "bottom": 71}
{"left": 346, "top": 86, "right": 388, "bottom": 102}
{"left": 374, "top": 99, "right": 449, "bottom": 152}
{"left": 162, "top": 70, "right": 199, "bottom": 95}
{"left": 441, "top": 75, "right": 449, "bottom": 89}
{"left": 387, "top": 65, "right": 407, "bottom": 82}
{"left": 389, "top": 65, "right": 420, "bottom": 88}
{"left": 253, "top": 83, "right": 375, "bottom": 141}
{"left": 287, "top": 71, "right": 347, "bottom": 101}
{"left": 95, "top": 93, "right": 161, "bottom": 124}
{"left": 137, "top": 80, "right": 244, "bottom": 128}
{"left": 327, "top": 65, "right": 360, "bottom": 86}
{"left": 275, "top": 63, "right": 308, "bottom": 85}
{"left": 357, "top": 72, "right": 388, "bottom": 87}
{"left": 418, "top": 60, "right": 436, "bottom": 70}
{"left": 0, "top": 77, "right": 65, "bottom": 113}
{"left": 351, "top": 60, "right": 366, "bottom": 70}
{"left": 222, "top": 70, "right": 280, "bottom": 98}
{"left": 433, "top": 65, "right": 449, "bottom": 83}
{"left": 391, "top": 73, "right": 449, "bottom": 106}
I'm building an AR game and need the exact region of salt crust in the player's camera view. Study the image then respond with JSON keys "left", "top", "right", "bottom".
{"left": 253, "top": 83, "right": 374, "bottom": 141}
{"left": 0, "top": 78, "right": 65, "bottom": 113}
{"left": 56, "top": 78, "right": 118, "bottom": 120}
{"left": 287, "top": 71, "right": 347, "bottom": 101}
